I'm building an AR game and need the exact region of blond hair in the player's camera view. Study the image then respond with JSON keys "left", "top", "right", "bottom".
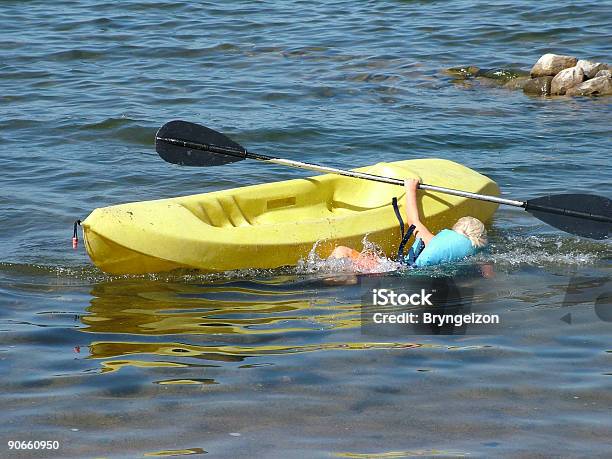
{"left": 452, "top": 216, "right": 487, "bottom": 248}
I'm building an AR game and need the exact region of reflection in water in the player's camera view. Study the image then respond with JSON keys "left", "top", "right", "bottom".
{"left": 2, "top": 254, "right": 609, "bottom": 457}
{"left": 143, "top": 447, "right": 208, "bottom": 457}
{"left": 334, "top": 450, "right": 468, "bottom": 458}
{"left": 82, "top": 278, "right": 360, "bottom": 336}
{"left": 98, "top": 359, "right": 215, "bottom": 374}
{"left": 76, "top": 236, "right": 609, "bottom": 381}
{"left": 81, "top": 275, "right": 490, "bottom": 377}
{"left": 89, "top": 340, "right": 437, "bottom": 362}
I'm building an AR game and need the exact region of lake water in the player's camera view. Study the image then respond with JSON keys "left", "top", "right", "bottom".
{"left": 1, "top": 1, "right": 610, "bottom": 457}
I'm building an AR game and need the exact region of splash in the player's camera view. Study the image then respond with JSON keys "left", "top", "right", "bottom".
{"left": 484, "top": 234, "right": 608, "bottom": 268}
{"left": 296, "top": 235, "right": 401, "bottom": 275}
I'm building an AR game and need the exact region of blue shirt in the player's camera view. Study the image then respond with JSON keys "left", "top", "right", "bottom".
{"left": 409, "top": 229, "right": 477, "bottom": 267}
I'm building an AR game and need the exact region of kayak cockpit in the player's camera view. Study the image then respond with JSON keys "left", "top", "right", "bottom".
{"left": 178, "top": 162, "right": 416, "bottom": 228}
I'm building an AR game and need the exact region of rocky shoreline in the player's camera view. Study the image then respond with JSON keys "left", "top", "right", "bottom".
{"left": 446, "top": 53, "right": 611, "bottom": 97}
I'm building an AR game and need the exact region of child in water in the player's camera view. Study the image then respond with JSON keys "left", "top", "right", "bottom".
{"left": 329, "top": 178, "right": 488, "bottom": 271}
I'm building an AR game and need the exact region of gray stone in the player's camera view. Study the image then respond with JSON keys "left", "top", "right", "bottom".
{"left": 523, "top": 76, "right": 553, "bottom": 95}
{"left": 595, "top": 69, "right": 612, "bottom": 78}
{"left": 551, "top": 66, "right": 584, "bottom": 95}
{"left": 576, "top": 60, "right": 608, "bottom": 79}
{"left": 530, "top": 53, "right": 577, "bottom": 77}
{"left": 566, "top": 75, "right": 612, "bottom": 96}
{"left": 504, "top": 76, "right": 530, "bottom": 90}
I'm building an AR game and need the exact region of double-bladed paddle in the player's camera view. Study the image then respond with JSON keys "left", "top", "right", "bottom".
{"left": 155, "top": 120, "right": 611, "bottom": 240}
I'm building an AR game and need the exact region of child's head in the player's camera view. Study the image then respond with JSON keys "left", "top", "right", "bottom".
{"left": 452, "top": 216, "right": 487, "bottom": 248}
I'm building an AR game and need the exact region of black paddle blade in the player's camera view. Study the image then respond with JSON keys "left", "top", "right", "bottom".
{"left": 155, "top": 120, "right": 246, "bottom": 166}
{"left": 525, "top": 194, "right": 611, "bottom": 240}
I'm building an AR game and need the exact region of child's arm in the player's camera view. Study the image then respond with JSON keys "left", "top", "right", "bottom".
{"left": 404, "top": 178, "right": 435, "bottom": 245}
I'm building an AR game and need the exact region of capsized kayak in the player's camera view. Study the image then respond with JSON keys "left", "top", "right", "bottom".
{"left": 82, "top": 159, "right": 500, "bottom": 274}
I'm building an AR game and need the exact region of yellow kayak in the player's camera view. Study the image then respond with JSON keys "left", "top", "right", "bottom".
{"left": 82, "top": 158, "right": 499, "bottom": 274}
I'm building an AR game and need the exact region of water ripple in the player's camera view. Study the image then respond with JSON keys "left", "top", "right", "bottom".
{"left": 1, "top": 1, "right": 611, "bottom": 455}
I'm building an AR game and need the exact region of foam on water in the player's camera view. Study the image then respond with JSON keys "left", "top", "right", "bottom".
{"left": 484, "top": 234, "right": 609, "bottom": 268}
{"left": 296, "top": 235, "right": 401, "bottom": 275}
{"left": 296, "top": 231, "right": 610, "bottom": 277}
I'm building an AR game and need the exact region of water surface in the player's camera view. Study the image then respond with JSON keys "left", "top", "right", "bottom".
{"left": 1, "top": 1, "right": 610, "bottom": 457}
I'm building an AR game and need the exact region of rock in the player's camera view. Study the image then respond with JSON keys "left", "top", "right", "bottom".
{"left": 551, "top": 66, "right": 584, "bottom": 95}
{"left": 444, "top": 66, "right": 480, "bottom": 79}
{"left": 523, "top": 76, "right": 553, "bottom": 95}
{"left": 530, "top": 53, "right": 577, "bottom": 77}
{"left": 504, "top": 76, "right": 530, "bottom": 90}
{"left": 595, "top": 69, "right": 612, "bottom": 78}
{"left": 576, "top": 60, "right": 608, "bottom": 79}
{"left": 478, "top": 68, "right": 529, "bottom": 82}
{"left": 566, "top": 75, "right": 612, "bottom": 96}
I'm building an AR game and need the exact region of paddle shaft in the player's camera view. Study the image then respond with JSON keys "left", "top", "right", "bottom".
{"left": 156, "top": 121, "right": 612, "bottom": 239}
{"left": 158, "top": 136, "right": 525, "bottom": 207}
{"left": 271, "top": 159, "right": 611, "bottom": 223}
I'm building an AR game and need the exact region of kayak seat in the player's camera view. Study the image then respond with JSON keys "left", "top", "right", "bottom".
{"left": 181, "top": 196, "right": 253, "bottom": 228}
{"left": 180, "top": 162, "right": 420, "bottom": 227}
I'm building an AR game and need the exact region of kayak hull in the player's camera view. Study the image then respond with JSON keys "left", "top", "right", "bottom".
{"left": 82, "top": 159, "right": 500, "bottom": 274}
